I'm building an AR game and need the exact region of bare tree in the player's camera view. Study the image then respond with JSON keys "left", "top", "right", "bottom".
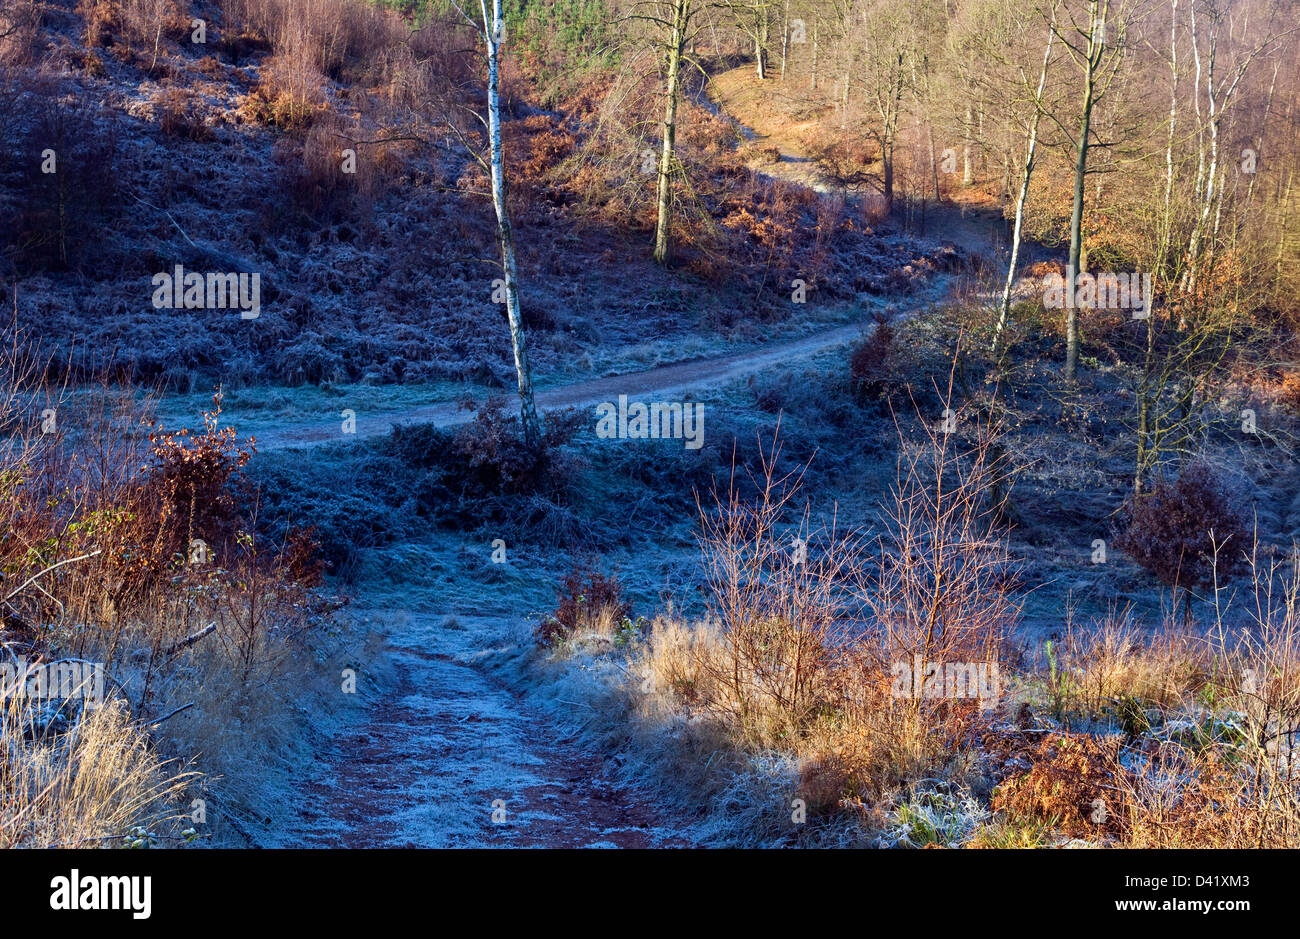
{"left": 724, "top": 0, "right": 776, "bottom": 79}
{"left": 992, "top": 5, "right": 1059, "bottom": 360}
{"left": 629, "top": 0, "right": 711, "bottom": 265}
{"left": 1047, "top": 0, "right": 1132, "bottom": 381}
{"left": 449, "top": 0, "right": 542, "bottom": 448}
{"left": 856, "top": 0, "right": 919, "bottom": 212}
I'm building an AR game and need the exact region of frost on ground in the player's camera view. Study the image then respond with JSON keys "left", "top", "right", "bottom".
{"left": 269, "top": 611, "right": 689, "bottom": 848}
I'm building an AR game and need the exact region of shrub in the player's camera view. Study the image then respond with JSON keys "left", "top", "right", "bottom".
{"left": 992, "top": 732, "right": 1131, "bottom": 839}
{"left": 69, "top": 48, "right": 109, "bottom": 76}
{"left": 279, "top": 524, "right": 326, "bottom": 586}
{"left": 142, "top": 390, "right": 255, "bottom": 571}
{"left": 694, "top": 429, "right": 852, "bottom": 745}
{"left": 4, "top": 86, "right": 120, "bottom": 273}
{"left": 193, "top": 54, "right": 225, "bottom": 78}
{"left": 444, "top": 398, "right": 582, "bottom": 501}
{"left": 536, "top": 563, "right": 633, "bottom": 645}
{"left": 1119, "top": 745, "right": 1284, "bottom": 848}
{"left": 504, "top": 114, "right": 576, "bottom": 216}
{"left": 154, "top": 85, "right": 213, "bottom": 140}
{"left": 0, "top": 0, "right": 42, "bottom": 65}
{"left": 279, "top": 117, "right": 346, "bottom": 212}
{"left": 377, "top": 402, "right": 581, "bottom": 546}
{"left": 217, "top": 30, "right": 273, "bottom": 64}
{"left": 119, "top": 0, "right": 187, "bottom": 72}
{"left": 1114, "top": 461, "right": 1248, "bottom": 592}
{"left": 1278, "top": 371, "right": 1300, "bottom": 412}
{"left": 277, "top": 112, "right": 408, "bottom": 215}
{"left": 0, "top": 337, "right": 337, "bottom": 846}
{"left": 240, "top": 49, "right": 327, "bottom": 129}
{"left": 449, "top": 398, "right": 548, "bottom": 497}
{"left": 0, "top": 697, "right": 195, "bottom": 848}
{"left": 76, "top": 0, "right": 119, "bottom": 49}
{"left": 849, "top": 319, "right": 896, "bottom": 402}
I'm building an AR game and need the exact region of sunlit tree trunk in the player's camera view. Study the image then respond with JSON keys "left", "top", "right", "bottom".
{"left": 477, "top": 0, "right": 542, "bottom": 447}
{"left": 654, "top": 0, "right": 688, "bottom": 264}
{"left": 810, "top": 14, "right": 818, "bottom": 89}
{"left": 962, "top": 104, "right": 973, "bottom": 186}
{"left": 1063, "top": 0, "right": 1109, "bottom": 382}
{"left": 779, "top": 0, "right": 790, "bottom": 80}
{"left": 993, "top": 16, "right": 1055, "bottom": 362}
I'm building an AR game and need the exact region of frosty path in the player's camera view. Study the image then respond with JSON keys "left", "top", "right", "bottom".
{"left": 254, "top": 319, "right": 885, "bottom": 452}
{"left": 278, "top": 612, "right": 685, "bottom": 848}
{"left": 259, "top": 99, "right": 1001, "bottom": 848}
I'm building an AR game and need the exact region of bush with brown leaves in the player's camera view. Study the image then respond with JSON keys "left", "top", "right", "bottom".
{"left": 537, "top": 564, "right": 633, "bottom": 646}
{"left": 992, "top": 732, "right": 1132, "bottom": 839}
{"left": 849, "top": 320, "right": 897, "bottom": 402}
{"left": 1114, "top": 461, "right": 1248, "bottom": 592}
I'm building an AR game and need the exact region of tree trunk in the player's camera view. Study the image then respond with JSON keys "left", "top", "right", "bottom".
{"left": 1184, "top": 5, "right": 1218, "bottom": 293}
{"left": 927, "top": 119, "right": 939, "bottom": 201}
{"left": 883, "top": 148, "right": 894, "bottom": 209}
{"left": 993, "top": 18, "right": 1055, "bottom": 363}
{"left": 780, "top": 0, "right": 790, "bottom": 80}
{"left": 840, "top": 68, "right": 851, "bottom": 127}
{"left": 962, "top": 104, "right": 973, "bottom": 185}
{"left": 1156, "top": 0, "right": 1177, "bottom": 284}
{"left": 811, "top": 16, "right": 818, "bottom": 89}
{"left": 483, "top": 0, "right": 541, "bottom": 449}
{"left": 654, "top": 0, "right": 687, "bottom": 265}
{"left": 1064, "top": 0, "right": 1103, "bottom": 382}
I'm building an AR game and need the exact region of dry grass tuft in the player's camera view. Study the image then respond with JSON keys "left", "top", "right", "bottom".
{"left": 1, "top": 695, "right": 195, "bottom": 848}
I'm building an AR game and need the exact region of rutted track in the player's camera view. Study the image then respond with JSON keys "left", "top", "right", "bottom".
{"left": 279, "top": 615, "right": 683, "bottom": 848}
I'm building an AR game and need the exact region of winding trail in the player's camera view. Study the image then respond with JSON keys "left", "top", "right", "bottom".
{"left": 265, "top": 314, "right": 919, "bottom": 847}
{"left": 270, "top": 92, "right": 1004, "bottom": 849}
{"left": 258, "top": 320, "right": 876, "bottom": 452}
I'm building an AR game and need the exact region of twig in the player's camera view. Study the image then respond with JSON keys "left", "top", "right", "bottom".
{"left": 131, "top": 195, "right": 201, "bottom": 251}
{"left": 3, "top": 550, "right": 102, "bottom": 601}
{"left": 149, "top": 701, "right": 195, "bottom": 727}
{"left": 163, "top": 623, "right": 216, "bottom": 657}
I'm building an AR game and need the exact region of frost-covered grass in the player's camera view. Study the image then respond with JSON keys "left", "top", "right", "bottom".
{"left": 879, "top": 790, "right": 989, "bottom": 848}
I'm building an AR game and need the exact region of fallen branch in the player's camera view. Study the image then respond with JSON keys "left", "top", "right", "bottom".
{"left": 149, "top": 701, "right": 195, "bottom": 727}
{"left": 164, "top": 623, "right": 217, "bottom": 657}
{"left": 131, "top": 194, "right": 201, "bottom": 251}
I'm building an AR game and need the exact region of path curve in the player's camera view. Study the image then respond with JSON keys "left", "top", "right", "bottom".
{"left": 272, "top": 92, "right": 1003, "bottom": 850}
{"left": 255, "top": 312, "right": 942, "bottom": 452}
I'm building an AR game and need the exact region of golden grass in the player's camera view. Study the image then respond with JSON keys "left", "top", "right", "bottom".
{"left": 563, "top": 413, "right": 1300, "bottom": 847}
{"left": 0, "top": 695, "right": 195, "bottom": 848}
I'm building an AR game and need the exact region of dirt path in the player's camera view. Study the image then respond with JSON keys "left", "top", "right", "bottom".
{"left": 282, "top": 614, "right": 684, "bottom": 848}
{"left": 255, "top": 319, "right": 884, "bottom": 452}
{"left": 248, "top": 79, "right": 1008, "bottom": 456}
{"left": 699, "top": 68, "right": 1009, "bottom": 252}
{"left": 264, "top": 318, "right": 901, "bottom": 845}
